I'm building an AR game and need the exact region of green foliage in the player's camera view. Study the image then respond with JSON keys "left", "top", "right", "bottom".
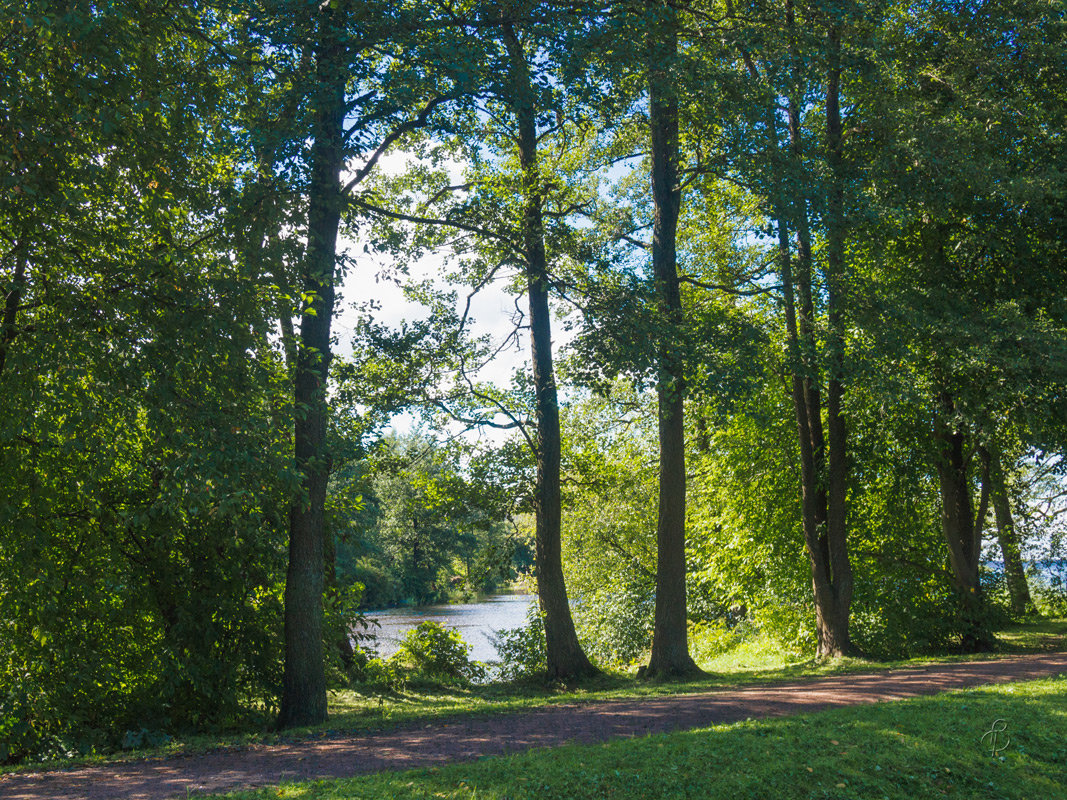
{"left": 333, "top": 434, "right": 523, "bottom": 609}
{"left": 686, "top": 620, "right": 738, "bottom": 664}
{"left": 490, "top": 607, "right": 548, "bottom": 682}
{"left": 323, "top": 582, "right": 368, "bottom": 684}
{"left": 357, "top": 658, "right": 409, "bottom": 694}
{"left": 392, "top": 622, "right": 485, "bottom": 686}
{"left": 1032, "top": 568, "right": 1067, "bottom": 618}
{"left": 2, "top": 0, "right": 1066, "bottom": 769}
{"left": 0, "top": 0, "right": 295, "bottom": 761}
{"left": 687, "top": 391, "right": 818, "bottom": 656}
{"left": 558, "top": 388, "right": 659, "bottom": 666}
{"left": 342, "top": 559, "right": 401, "bottom": 610}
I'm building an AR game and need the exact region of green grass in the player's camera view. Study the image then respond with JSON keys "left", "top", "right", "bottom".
{"left": 208, "top": 675, "right": 1067, "bottom": 800}
{"left": 318, "top": 617, "right": 1066, "bottom": 736}
{"left": 4, "top": 618, "right": 1063, "bottom": 777}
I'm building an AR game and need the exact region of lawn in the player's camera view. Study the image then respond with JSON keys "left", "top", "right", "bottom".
{"left": 294, "top": 617, "right": 1067, "bottom": 743}
{"left": 3, "top": 618, "right": 1063, "bottom": 777}
{"left": 209, "top": 674, "right": 1067, "bottom": 800}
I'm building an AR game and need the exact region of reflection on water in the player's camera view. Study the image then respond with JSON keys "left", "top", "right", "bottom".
{"left": 362, "top": 592, "right": 535, "bottom": 662}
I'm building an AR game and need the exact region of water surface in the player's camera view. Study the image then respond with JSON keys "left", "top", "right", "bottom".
{"left": 362, "top": 592, "right": 535, "bottom": 662}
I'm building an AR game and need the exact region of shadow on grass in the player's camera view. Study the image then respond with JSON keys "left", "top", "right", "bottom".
{"left": 239, "top": 676, "right": 1067, "bottom": 800}
{"left": 327, "top": 616, "right": 1065, "bottom": 731}
{"left": 5, "top": 620, "right": 1063, "bottom": 778}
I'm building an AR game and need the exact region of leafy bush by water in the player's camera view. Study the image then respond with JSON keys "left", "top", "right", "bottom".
{"left": 391, "top": 622, "right": 485, "bottom": 685}
{"left": 490, "top": 607, "right": 547, "bottom": 681}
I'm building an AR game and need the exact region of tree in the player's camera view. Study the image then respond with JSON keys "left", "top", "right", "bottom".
{"left": 852, "top": 0, "right": 1067, "bottom": 645}
{"left": 643, "top": 0, "right": 701, "bottom": 676}
{"left": 711, "top": 0, "right": 865, "bottom": 656}
{"left": 497, "top": 10, "right": 598, "bottom": 680}
{"left": 252, "top": 0, "right": 473, "bottom": 725}
{"left": 349, "top": 1, "right": 602, "bottom": 679}
{"left": 0, "top": 1, "right": 294, "bottom": 759}
{"left": 981, "top": 445, "right": 1038, "bottom": 617}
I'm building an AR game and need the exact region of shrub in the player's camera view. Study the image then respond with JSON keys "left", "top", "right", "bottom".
{"left": 490, "top": 607, "right": 547, "bottom": 681}
{"left": 344, "top": 559, "right": 400, "bottom": 609}
{"left": 392, "top": 622, "right": 485, "bottom": 685}
{"left": 323, "top": 581, "right": 376, "bottom": 685}
{"left": 360, "top": 657, "right": 407, "bottom": 692}
{"left": 688, "top": 620, "right": 739, "bottom": 664}
{"left": 753, "top": 600, "right": 816, "bottom": 657}
{"left": 571, "top": 581, "right": 653, "bottom": 668}
{"left": 1031, "top": 560, "right": 1067, "bottom": 616}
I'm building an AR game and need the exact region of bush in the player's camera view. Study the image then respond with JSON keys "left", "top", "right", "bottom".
{"left": 490, "top": 607, "right": 547, "bottom": 681}
{"left": 688, "top": 620, "right": 740, "bottom": 664}
{"left": 360, "top": 657, "right": 407, "bottom": 692}
{"left": 345, "top": 559, "right": 400, "bottom": 609}
{"left": 324, "top": 581, "right": 375, "bottom": 685}
{"left": 0, "top": 676, "right": 65, "bottom": 764}
{"left": 753, "top": 601, "right": 816, "bottom": 656}
{"left": 392, "top": 622, "right": 485, "bottom": 685}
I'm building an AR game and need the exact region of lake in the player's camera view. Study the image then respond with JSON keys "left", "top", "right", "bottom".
{"left": 361, "top": 592, "right": 536, "bottom": 662}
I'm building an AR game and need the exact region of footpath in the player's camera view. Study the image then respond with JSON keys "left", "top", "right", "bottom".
{"left": 3, "top": 652, "right": 1066, "bottom": 800}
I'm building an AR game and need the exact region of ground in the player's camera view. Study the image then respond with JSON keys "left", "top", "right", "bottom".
{"left": 2, "top": 652, "right": 1065, "bottom": 800}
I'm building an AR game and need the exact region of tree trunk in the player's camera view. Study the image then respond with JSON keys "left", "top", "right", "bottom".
{"left": 813, "top": 20, "right": 854, "bottom": 657}
{"left": 277, "top": 6, "right": 346, "bottom": 729}
{"left": 501, "top": 22, "right": 596, "bottom": 681}
{"left": 645, "top": 6, "right": 699, "bottom": 677}
{"left": 933, "top": 392, "right": 994, "bottom": 651}
{"left": 980, "top": 447, "right": 1036, "bottom": 617}
{"left": 762, "top": 2, "right": 853, "bottom": 658}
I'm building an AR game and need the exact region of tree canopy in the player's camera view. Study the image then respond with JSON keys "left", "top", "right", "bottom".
{"left": 1, "top": 0, "right": 1065, "bottom": 762}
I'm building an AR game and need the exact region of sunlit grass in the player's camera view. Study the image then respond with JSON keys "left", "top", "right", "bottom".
{"left": 4, "top": 618, "right": 1063, "bottom": 777}
{"left": 210, "top": 675, "right": 1067, "bottom": 800}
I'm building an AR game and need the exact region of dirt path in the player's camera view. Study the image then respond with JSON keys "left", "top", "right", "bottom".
{"left": 3, "top": 653, "right": 1066, "bottom": 800}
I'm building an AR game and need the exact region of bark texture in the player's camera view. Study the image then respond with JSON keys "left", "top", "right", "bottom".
{"left": 981, "top": 447, "right": 1037, "bottom": 617}
{"left": 278, "top": 7, "right": 346, "bottom": 728}
{"left": 502, "top": 22, "right": 596, "bottom": 680}
{"left": 645, "top": 6, "right": 699, "bottom": 677}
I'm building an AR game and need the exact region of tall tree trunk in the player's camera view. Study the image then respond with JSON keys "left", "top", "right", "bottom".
{"left": 980, "top": 447, "right": 1036, "bottom": 617}
{"left": 501, "top": 22, "right": 596, "bottom": 680}
{"left": 772, "top": 183, "right": 827, "bottom": 659}
{"left": 752, "top": 37, "right": 830, "bottom": 661}
{"left": 278, "top": 6, "right": 346, "bottom": 728}
{"left": 813, "top": 20, "right": 854, "bottom": 657}
{"left": 787, "top": 82, "right": 828, "bottom": 547}
{"left": 736, "top": 0, "right": 851, "bottom": 658}
{"left": 933, "top": 392, "right": 994, "bottom": 651}
{"left": 645, "top": 4, "right": 699, "bottom": 677}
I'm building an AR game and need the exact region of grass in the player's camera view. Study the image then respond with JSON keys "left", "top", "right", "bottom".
{"left": 321, "top": 617, "right": 1067, "bottom": 732}
{"left": 3, "top": 618, "right": 1063, "bottom": 777}
{"left": 208, "top": 674, "right": 1067, "bottom": 800}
